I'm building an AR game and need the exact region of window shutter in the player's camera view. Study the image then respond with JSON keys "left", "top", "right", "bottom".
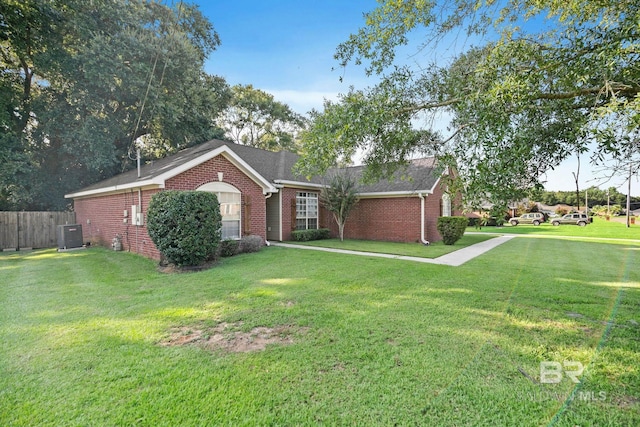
{"left": 243, "top": 194, "right": 251, "bottom": 235}
{"left": 291, "top": 197, "right": 297, "bottom": 231}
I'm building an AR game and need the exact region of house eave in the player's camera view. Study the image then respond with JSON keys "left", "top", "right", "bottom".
{"left": 65, "top": 182, "right": 163, "bottom": 199}
{"left": 428, "top": 174, "right": 443, "bottom": 194}
{"left": 274, "top": 179, "right": 328, "bottom": 190}
{"left": 357, "top": 189, "right": 434, "bottom": 199}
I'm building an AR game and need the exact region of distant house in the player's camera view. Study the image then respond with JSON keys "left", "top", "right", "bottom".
{"left": 540, "top": 203, "right": 576, "bottom": 214}
{"left": 65, "top": 139, "right": 458, "bottom": 260}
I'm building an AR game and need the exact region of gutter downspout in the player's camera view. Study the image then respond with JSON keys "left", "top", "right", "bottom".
{"left": 264, "top": 192, "right": 273, "bottom": 246}
{"left": 418, "top": 193, "right": 430, "bottom": 246}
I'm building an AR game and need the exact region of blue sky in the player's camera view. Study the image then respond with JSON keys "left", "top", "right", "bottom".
{"left": 194, "top": 1, "right": 638, "bottom": 196}
{"left": 199, "top": 1, "right": 376, "bottom": 113}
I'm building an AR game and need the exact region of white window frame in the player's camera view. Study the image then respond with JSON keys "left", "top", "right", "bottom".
{"left": 296, "top": 192, "right": 318, "bottom": 230}
{"left": 197, "top": 182, "right": 242, "bottom": 240}
{"left": 442, "top": 193, "right": 452, "bottom": 217}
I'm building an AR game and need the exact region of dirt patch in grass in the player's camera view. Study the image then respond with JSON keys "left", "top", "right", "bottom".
{"left": 156, "top": 260, "right": 218, "bottom": 274}
{"left": 160, "top": 322, "right": 308, "bottom": 353}
{"left": 614, "top": 395, "right": 640, "bottom": 409}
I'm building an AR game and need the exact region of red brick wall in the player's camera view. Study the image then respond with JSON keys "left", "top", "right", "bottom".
{"left": 337, "top": 197, "right": 424, "bottom": 242}
{"left": 74, "top": 188, "right": 162, "bottom": 259}
{"left": 73, "top": 154, "right": 268, "bottom": 260}
{"left": 280, "top": 187, "right": 295, "bottom": 241}
{"left": 322, "top": 179, "right": 457, "bottom": 243}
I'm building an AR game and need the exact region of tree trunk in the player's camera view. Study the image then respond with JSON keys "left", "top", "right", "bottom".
{"left": 338, "top": 222, "right": 345, "bottom": 242}
{"left": 572, "top": 156, "right": 580, "bottom": 212}
{"left": 627, "top": 162, "right": 632, "bottom": 228}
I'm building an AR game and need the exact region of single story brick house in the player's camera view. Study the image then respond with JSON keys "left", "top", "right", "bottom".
{"left": 65, "top": 139, "right": 459, "bottom": 259}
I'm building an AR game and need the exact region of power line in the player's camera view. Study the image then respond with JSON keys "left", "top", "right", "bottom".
{"left": 123, "top": 0, "right": 184, "bottom": 171}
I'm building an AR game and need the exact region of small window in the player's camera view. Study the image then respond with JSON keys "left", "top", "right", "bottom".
{"left": 296, "top": 192, "right": 318, "bottom": 230}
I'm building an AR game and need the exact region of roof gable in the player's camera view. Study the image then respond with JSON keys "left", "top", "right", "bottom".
{"left": 157, "top": 144, "right": 277, "bottom": 193}
{"left": 65, "top": 141, "right": 280, "bottom": 198}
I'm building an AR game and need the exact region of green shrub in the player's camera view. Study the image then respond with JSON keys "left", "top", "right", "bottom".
{"left": 239, "top": 235, "right": 263, "bottom": 253}
{"left": 437, "top": 216, "right": 468, "bottom": 245}
{"left": 291, "top": 228, "right": 331, "bottom": 242}
{"left": 291, "top": 230, "right": 312, "bottom": 242}
{"left": 218, "top": 236, "right": 263, "bottom": 258}
{"left": 146, "top": 191, "right": 222, "bottom": 266}
{"left": 219, "top": 239, "right": 240, "bottom": 257}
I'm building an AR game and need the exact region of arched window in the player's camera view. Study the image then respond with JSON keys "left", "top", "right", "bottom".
{"left": 197, "top": 182, "right": 241, "bottom": 240}
{"left": 442, "top": 193, "right": 451, "bottom": 217}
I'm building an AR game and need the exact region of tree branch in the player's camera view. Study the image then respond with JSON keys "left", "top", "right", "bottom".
{"left": 397, "top": 82, "right": 637, "bottom": 117}
{"left": 396, "top": 97, "right": 463, "bottom": 114}
{"left": 441, "top": 122, "right": 476, "bottom": 144}
{"left": 536, "top": 83, "right": 638, "bottom": 100}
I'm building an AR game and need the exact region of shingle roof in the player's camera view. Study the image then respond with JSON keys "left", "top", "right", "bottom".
{"left": 205, "top": 140, "right": 306, "bottom": 183}
{"left": 66, "top": 139, "right": 441, "bottom": 197}
{"left": 344, "top": 157, "right": 440, "bottom": 194}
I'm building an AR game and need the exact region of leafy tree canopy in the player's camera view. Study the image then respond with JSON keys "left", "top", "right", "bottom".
{"left": 297, "top": 0, "right": 640, "bottom": 209}
{"left": 0, "top": 0, "right": 230, "bottom": 209}
{"left": 218, "top": 84, "right": 307, "bottom": 152}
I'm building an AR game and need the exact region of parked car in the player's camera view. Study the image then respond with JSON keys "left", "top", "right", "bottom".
{"left": 509, "top": 212, "right": 546, "bottom": 226}
{"left": 551, "top": 213, "right": 590, "bottom": 226}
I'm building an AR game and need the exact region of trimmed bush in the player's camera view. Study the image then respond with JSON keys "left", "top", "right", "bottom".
{"left": 146, "top": 191, "right": 222, "bottom": 266}
{"left": 291, "top": 228, "right": 331, "bottom": 242}
{"left": 219, "top": 239, "right": 240, "bottom": 257}
{"left": 437, "top": 216, "right": 468, "bottom": 245}
{"left": 239, "top": 235, "right": 263, "bottom": 253}
{"left": 218, "top": 235, "right": 264, "bottom": 257}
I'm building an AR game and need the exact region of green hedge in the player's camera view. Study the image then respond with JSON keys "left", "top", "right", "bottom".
{"left": 218, "top": 239, "right": 240, "bottom": 257}
{"left": 218, "top": 235, "right": 264, "bottom": 257}
{"left": 239, "top": 235, "right": 263, "bottom": 253}
{"left": 291, "top": 228, "right": 331, "bottom": 242}
{"left": 437, "top": 216, "right": 468, "bottom": 245}
{"left": 146, "top": 191, "right": 222, "bottom": 266}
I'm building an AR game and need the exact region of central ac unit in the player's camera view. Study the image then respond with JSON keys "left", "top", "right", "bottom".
{"left": 57, "top": 224, "right": 83, "bottom": 250}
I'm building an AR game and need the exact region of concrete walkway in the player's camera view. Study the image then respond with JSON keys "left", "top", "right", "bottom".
{"left": 270, "top": 235, "right": 515, "bottom": 266}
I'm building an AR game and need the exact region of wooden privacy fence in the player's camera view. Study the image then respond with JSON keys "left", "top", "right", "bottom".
{"left": 0, "top": 211, "right": 76, "bottom": 250}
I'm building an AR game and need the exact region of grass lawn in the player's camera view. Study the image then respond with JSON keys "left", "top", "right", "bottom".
{"left": 1, "top": 238, "right": 639, "bottom": 425}
{"left": 471, "top": 216, "right": 640, "bottom": 241}
{"left": 284, "top": 233, "right": 495, "bottom": 258}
